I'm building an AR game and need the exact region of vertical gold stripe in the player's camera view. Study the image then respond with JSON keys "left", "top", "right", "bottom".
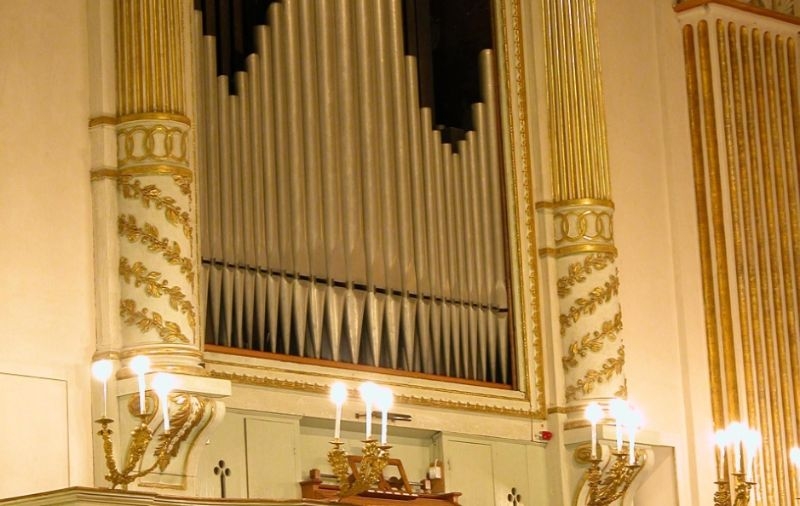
{"left": 684, "top": 22, "right": 725, "bottom": 429}
{"left": 786, "top": 36, "right": 800, "bottom": 503}
{"left": 753, "top": 27, "right": 788, "bottom": 504}
{"left": 543, "top": 0, "right": 611, "bottom": 201}
{"left": 717, "top": 20, "right": 757, "bottom": 428}
{"left": 115, "top": 0, "right": 185, "bottom": 116}
{"left": 733, "top": 23, "right": 777, "bottom": 506}
{"left": 763, "top": 31, "right": 792, "bottom": 502}
{"left": 699, "top": 20, "right": 741, "bottom": 420}
{"left": 776, "top": 34, "right": 800, "bottom": 460}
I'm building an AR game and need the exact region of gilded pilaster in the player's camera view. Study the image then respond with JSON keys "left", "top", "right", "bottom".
{"left": 540, "top": 0, "right": 626, "bottom": 409}
{"left": 113, "top": 0, "right": 203, "bottom": 374}
{"left": 88, "top": 0, "right": 229, "bottom": 494}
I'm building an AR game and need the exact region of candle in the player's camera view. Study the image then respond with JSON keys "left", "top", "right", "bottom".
{"left": 627, "top": 409, "right": 643, "bottom": 466}
{"left": 585, "top": 402, "right": 603, "bottom": 460}
{"left": 714, "top": 428, "right": 729, "bottom": 481}
{"left": 609, "top": 398, "right": 627, "bottom": 452}
{"left": 151, "top": 373, "right": 176, "bottom": 432}
{"left": 129, "top": 355, "right": 150, "bottom": 415}
{"left": 790, "top": 447, "right": 800, "bottom": 493}
{"left": 91, "top": 359, "right": 113, "bottom": 419}
{"left": 330, "top": 382, "right": 348, "bottom": 440}
{"left": 359, "top": 382, "right": 378, "bottom": 440}
{"left": 742, "top": 428, "right": 760, "bottom": 481}
{"left": 375, "top": 387, "right": 394, "bottom": 445}
{"left": 728, "top": 422, "right": 745, "bottom": 474}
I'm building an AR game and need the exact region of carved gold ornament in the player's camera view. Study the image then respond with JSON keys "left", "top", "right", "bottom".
{"left": 120, "top": 299, "right": 190, "bottom": 344}
{"left": 97, "top": 392, "right": 207, "bottom": 489}
{"left": 557, "top": 253, "right": 616, "bottom": 298}
{"left": 117, "top": 123, "right": 189, "bottom": 166}
{"left": 118, "top": 176, "right": 193, "bottom": 240}
{"left": 565, "top": 346, "right": 626, "bottom": 401}
{"left": 562, "top": 312, "right": 623, "bottom": 369}
{"left": 119, "top": 258, "right": 196, "bottom": 328}
{"left": 118, "top": 215, "right": 195, "bottom": 286}
{"left": 560, "top": 275, "right": 620, "bottom": 336}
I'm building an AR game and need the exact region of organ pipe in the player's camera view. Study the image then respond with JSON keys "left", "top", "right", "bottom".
{"left": 195, "top": 0, "right": 511, "bottom": 383}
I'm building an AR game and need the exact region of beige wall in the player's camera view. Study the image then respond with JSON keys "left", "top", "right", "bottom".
{"left": 0, "top": 0, "right": 94, "bottom": 498}
{"left": 598, "top": 0, "right": 716, "bottom": 503}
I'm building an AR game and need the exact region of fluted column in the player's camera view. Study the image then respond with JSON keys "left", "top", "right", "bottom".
{"left": 87, "top": 0, "right": 229, "bottom": 493}
{"left": 542, "top": 0, "right": 626, "bottom": 409}
{"left": 113, "top": 0, "right": 202, "bottom": 373}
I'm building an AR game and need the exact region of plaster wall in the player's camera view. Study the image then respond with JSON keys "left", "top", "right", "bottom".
{"left": 597, "top": 0, "right": 716, "bottom": 504}
{"left": 0, "top": 0, "right": 95, "bottom": 498}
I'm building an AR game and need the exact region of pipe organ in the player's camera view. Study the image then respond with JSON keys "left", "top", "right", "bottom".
{"left": 193, "top": 0, "right": 511, "bottom": 384}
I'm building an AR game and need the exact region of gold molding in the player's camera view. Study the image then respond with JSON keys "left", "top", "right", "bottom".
{"left": 89, "top": 116, "right": 118, "bottom": 127}
{"left": 91, "top": 169, "right": 119, "bottom": 181}
{"left": 209, "top": 370, "right": 541, "bottom": 419}
{"left": 118, "top": 214, "right": 195, "bottom": 286}
{"left": 120, "top": 299, "right": 190, "bottom": 344}
{"left": 498, "top": 0, "right": 543, "bottom": 414}
{"left": 118, "top": 113, "right": 191, "bottom": 125}
{"left": 547, "top": 198, "right": 615, "bottom": 209}
{"left": 92, "top": 166, "right": 194, "bottom": 180}
{"left": 539, "top": 244, "right": 618, "bottom": 259}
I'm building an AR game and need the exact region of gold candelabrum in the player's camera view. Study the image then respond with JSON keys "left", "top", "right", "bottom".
{"left": 95, "top": 392, "right": 200, "bottom": 489}
{"left": 713, "top": 473, "right": 754, "bottom": 506}
{"left": 584, "top": 446, "right": 644, "bottom": 506}
{"left": 712, "top": 423, "right": 760, "bottom": 506}
{"left": 328, "top": 438, "right": 391, "bottom": 498}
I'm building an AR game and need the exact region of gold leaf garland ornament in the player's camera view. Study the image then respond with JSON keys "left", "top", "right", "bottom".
{"left": 119, "top": 258, "right": 196, "bottom": 328}
{"left": 559, "top": 275, "right": 620, "bottom": 336}
{"left": 120, "top": 299, "right": 189, "bottom": 344}
{"left": 118, "top": 176, "right": 192, "bottom": 239}
{"left": 562, "top": 312, "right": 623, "bottom": 369}
{"left": 565, "top": 346, "right": 626, "bottom": 401}
{"left": 556, "top": 252, "right": 616, "bottom": 298}
{"left": 118, "top": 214, "right": 194, "bottom": 285}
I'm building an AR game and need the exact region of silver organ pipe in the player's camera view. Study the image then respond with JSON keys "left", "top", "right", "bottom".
{"left": 195, "top": 0, "right": 511, "bottom": 383}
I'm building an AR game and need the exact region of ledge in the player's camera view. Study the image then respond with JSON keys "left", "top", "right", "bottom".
{"left": 674, "top": 0, "right": 800, "bottom": 25}
{"left": 0, "top": 487, "right": 330, "bottom": 506}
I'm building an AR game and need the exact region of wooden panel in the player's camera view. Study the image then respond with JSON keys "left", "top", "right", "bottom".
{"left": 0, "top": 372, "right": 68, "bottom": 498}
{"left": 246, "top": 417, "right": 300, "bottom": 499}
{"left": 442, "top": 440, "right": 494, "bottom": 505}
{"left": 196, "top": 411, "right": 248, "bottom": 498}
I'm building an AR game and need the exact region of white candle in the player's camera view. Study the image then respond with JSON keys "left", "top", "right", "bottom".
{"left": 714, "top": 429, "right": 729, "bottom": 481}
{"left": 330, "top": 382, "right": 348, "bottom": 440}
{"left": 359, "top": 382, "right": 378, "bottom": 440}
{"left": 91, "top": 359, "right": 113, "bottom": 419}
{"left": 743, "top": 428, "right": 760, "bottom": 481}
{"left": 789, "top": 447, "right": 800, "bottom": 493}
{"left": 627, "top": 409, "right": 643, "bottom": 466}
{"left": 376, "top": 387, "right": 394, "bottom": 445}
{"left": 151, "top": 373, "right": 176, "bottom": 432}
{"left": 728, "top": 422, "right": 745, "bottom": 474}
{"left": 609, "top": 398, "right": 627, "bottom": 452}
{"left": 129, "top": 356, "right": 150, "bottom": 415}
{"left": 585, "top": 402, "right": 603, "bottom": 460}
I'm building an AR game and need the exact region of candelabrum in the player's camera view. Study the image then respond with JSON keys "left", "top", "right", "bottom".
{"left": 328, "top": 439, "right": 391, "bottom": 498}
{"left": 584, "top": 447, "right": 644, "bottom": 506}
{"left": 713, "top": 473, "right": 754, "bottom": 506}
{"left": 95, "top": 392, "right": 203, "bottom": 489}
